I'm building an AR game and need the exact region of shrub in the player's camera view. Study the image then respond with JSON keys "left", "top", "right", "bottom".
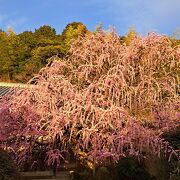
{"left": 0, "top": 150, "right": 20, "bottom": 180}
{"left": 115, "top": 157, "right": 152, "bottom": 180}
{"left": 0, "top": 30, "right": 179, "bottom": 170}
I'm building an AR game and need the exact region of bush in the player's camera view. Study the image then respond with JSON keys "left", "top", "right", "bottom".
{"left": 164, "top": 128, "right": 180, "bottom": 180}
{"left": 0, "top": 150, "right": 20, "bottom": 180}
{"left": 115, "top": 157, "right": 153, "bottom": 180}
{"left": 0, "top": 30, "right": 179, "bottom": 170}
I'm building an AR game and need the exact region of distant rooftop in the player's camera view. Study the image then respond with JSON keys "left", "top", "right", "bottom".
{"left": 0, "top": 82, "right": 28, "bottom": 97}
{"left": 0, "top": 82, "right": 27, "bottom": 88}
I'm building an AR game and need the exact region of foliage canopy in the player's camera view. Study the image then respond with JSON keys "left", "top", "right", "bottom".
{"left": 0, "top": 30, "right": 179, "bottom": 170}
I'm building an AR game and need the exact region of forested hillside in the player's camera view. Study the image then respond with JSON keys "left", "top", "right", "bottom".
{"left": 0, "top": 22, "right": 88, "bottom": 82}
{"left": 1, "top": 23, "right": 179, "bottom": 83}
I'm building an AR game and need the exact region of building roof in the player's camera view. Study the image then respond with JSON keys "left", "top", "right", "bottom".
{"left": 0, "top": 86, "right": 13, "bottom": 96}
{"left": 0, "top": 82, "right": 28, "bottom": 97}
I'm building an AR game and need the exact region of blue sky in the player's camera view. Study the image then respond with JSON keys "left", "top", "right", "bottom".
{"left": 0, "top": 0, "right": 180, "bottom": 37}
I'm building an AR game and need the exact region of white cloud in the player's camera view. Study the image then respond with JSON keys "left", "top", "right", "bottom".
{"left": 0, "top": 12, "right": 27, "bottom": 31}
{"left": 0, "top": 14, "right": 8, "bottom": 25}
{"left": 98, "top": 0, "right": 180, "bottom": 34}
{"left": 6, "top": 17, "right": 27, "bottom": 29}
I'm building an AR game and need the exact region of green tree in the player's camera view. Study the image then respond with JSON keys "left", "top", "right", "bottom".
{"left": 0, "top": 29, "right": 4, "bottom": 33}
{"left": 61, "top": 22, "right": 88, "bottom": 52}
{"left": 35, "top": 25, "right": 56, "bottom": 40}
{"left": 31, "top": 45, "right": 64, "bottom": 65}
{"left": 170, "top": 30, "right": 180, "bottom": 47}
{"left": 125, "top": 27, "right": 137, "bottom": 46}
{"left": 8, "top": 28, "right": 34, "bottom": 82}
{"left": 0, "top": 30, "right": 11, "bottom": 81}
{"left": 0, "top": 23, "right": 88, "bottom": 82}
{"left": 18, "top": 31, "right": 37, "bottom": 49}
{"left": 0, "top": 28, "right": 33, "bottom": 82}
{"left": 17, "top": 26, "right": 64, "bottom": 82}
